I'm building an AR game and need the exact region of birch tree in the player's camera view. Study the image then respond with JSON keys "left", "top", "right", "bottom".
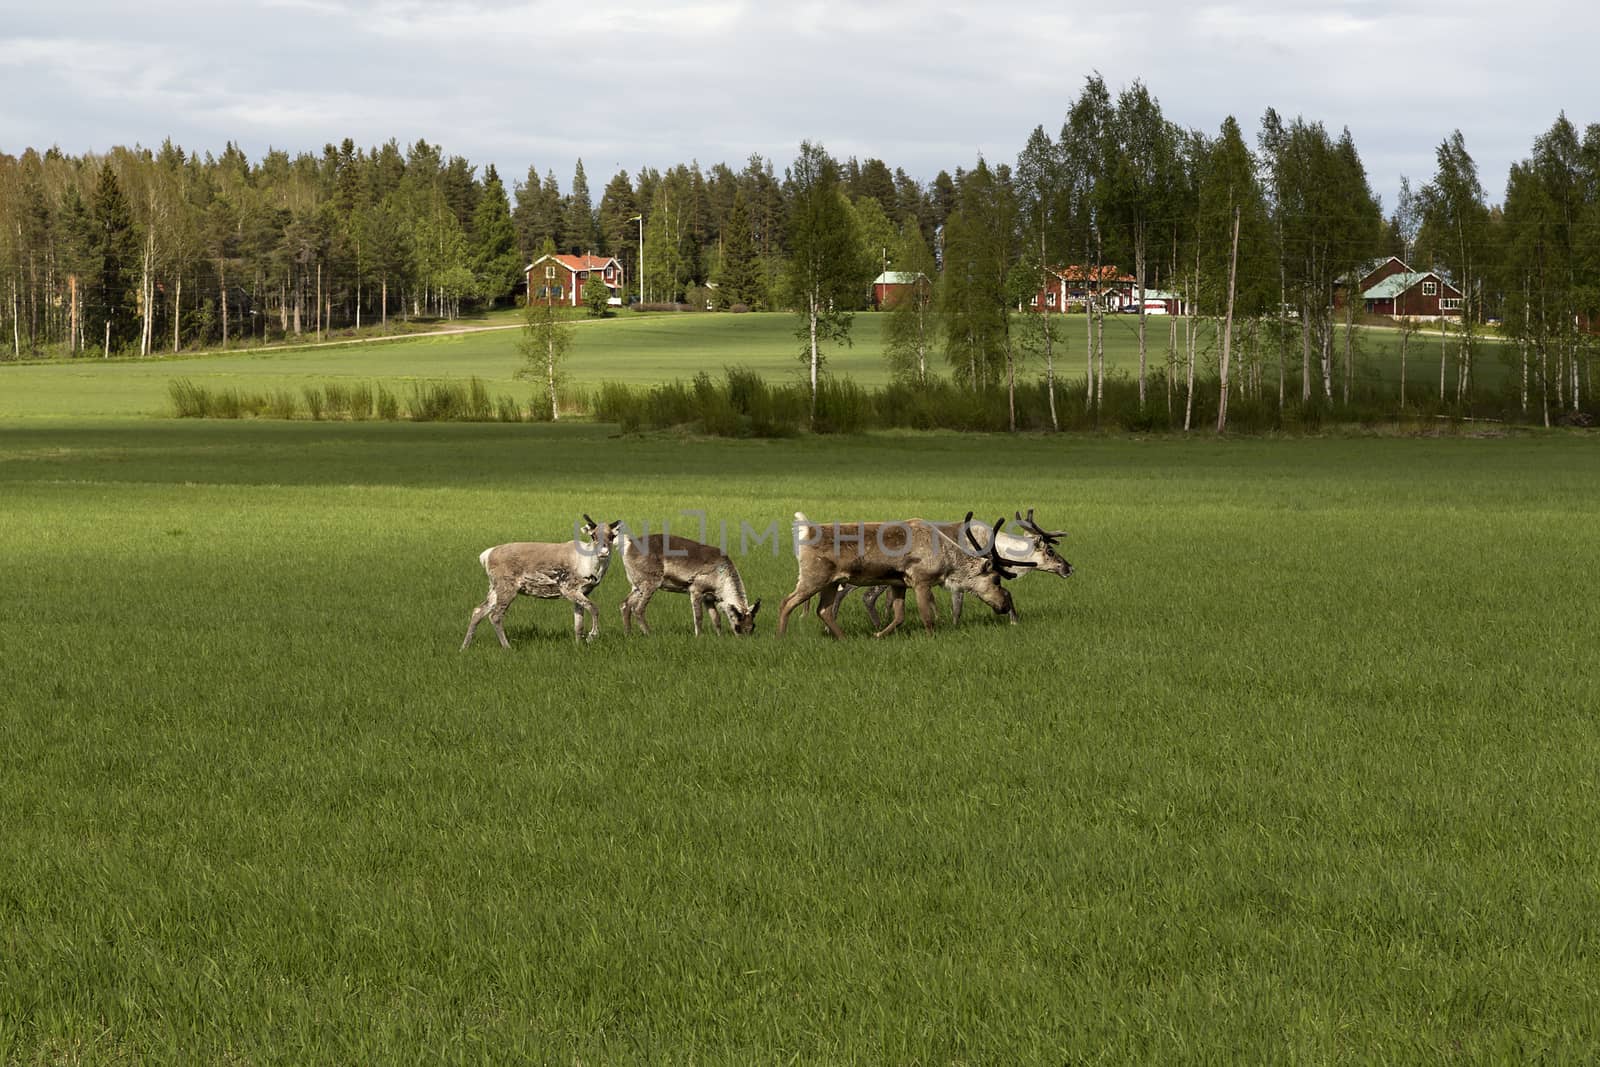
{"left": 783, "top": 141, "right": 867, "bottom": 425}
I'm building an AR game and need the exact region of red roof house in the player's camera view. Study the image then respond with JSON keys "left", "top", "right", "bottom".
{"left": 527, "top": 253, "right": 625, "bottom": 308}
{"left": 1030, "top": 265, "right": 1140, "bottom": 312}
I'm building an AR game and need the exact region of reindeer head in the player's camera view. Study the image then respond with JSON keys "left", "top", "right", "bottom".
{"left": 955, "top": 514, "right": 1037, "bottom": 615}
{"left": 728, "top": 598, "right": 762, "bottom": 635}
{"left": 580, "top": 514, "right": 624, "bottom": 559}
{"left": 1015, "top": 508, "right": 1074, "bottom": 578}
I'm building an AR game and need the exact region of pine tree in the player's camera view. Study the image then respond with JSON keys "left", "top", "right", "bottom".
{"left": 471, "top": 165, "right": 520, "bottom": 306}
{"left": 86, "top": 164, "right": 140, "bottom": 355}
{"left": 714, "top": 187, "right": 761, "bottom": 308}
{"left": 563, "top": 159, "right": 594, "bottom": 254}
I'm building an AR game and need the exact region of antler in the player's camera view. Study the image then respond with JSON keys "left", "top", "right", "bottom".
{"left": 1014, "top": 507, "right": 1064, "bottom": 544}
{"left": 962, "top": 511, "right": 982, "bottom": 554}
{"left": 988, "top": 516, "right": 1038, "bottom": 579}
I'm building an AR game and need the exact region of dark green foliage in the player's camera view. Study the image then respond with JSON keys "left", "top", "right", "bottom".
{"left": 583, "top": 273, "right": 611, "bottom": 317}
{"left": 562, "top": 159, "right": 595, "bottom": 254}
{"left": 470, "top": 166, "right": 521, "bottom": 305}
{"left": 85, "top": 164, "right": 141, "bottom": 354}
{"left": 714, "top": 188, "right": 763, "bottom": 309}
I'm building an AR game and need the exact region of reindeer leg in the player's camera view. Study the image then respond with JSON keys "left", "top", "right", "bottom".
{"left": 778, "top": 582, "right": 821, "bottom": 636}
{"left": 691, "top": 594, "right": 705, "bottom": 637}
{"left": 872, "top": 587, "right": 908, "bottom": 638}
{"left": 573, "top": 592, "right": 599, "bottom": 641}
{"left": 487, "top": 585, "right": 515, "bottom": 649}
{"left": 949, "top": 588, "right": 964, "bottom": 627}
{"left": 462, "top": 599, "right": 490, "bottom": 649}
{"left": 914, "top": 582, "right": 937, "bottom": 634}
{"left": 862, "top": 585, "right": 884, "bottom": 630}
{"left": 620, "top": 587, "right": 636, "bottom": 634}
{"left": 633, "top": 586, "right": 654, "bottom": 636}
{"left": 817, "top": 583, "right": 851, "bottom": 640}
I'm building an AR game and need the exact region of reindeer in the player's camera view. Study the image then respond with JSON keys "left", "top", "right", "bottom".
{"left": 461, "top": 515, "right": 623, "bottom": 648}
{"left": 777, "top": 513, "right": 1035, "bottom": 639}
{"left": 852, "top": 507, "right": 1073, "bottom": 627}
{"left": 619, "top": 533, "right": 761, "bottom": 636}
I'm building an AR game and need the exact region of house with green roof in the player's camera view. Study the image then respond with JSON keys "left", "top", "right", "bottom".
{"left": 1362, "top": 269, "right": 1463, "bottom": 319}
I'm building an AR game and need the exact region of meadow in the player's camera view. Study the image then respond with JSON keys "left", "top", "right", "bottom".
{"left": 2, "top": 412, "right": 1598, "bottom": 1061}
{"left": 0, "top": 309, "right": 1528, "bottom": 421}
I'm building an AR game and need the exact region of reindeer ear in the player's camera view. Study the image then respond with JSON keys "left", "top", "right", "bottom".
{"left": 749, "top": 599, "right": 762, "bottom": 616}
{"left": 609, "top": 519, "right": 623, "bottom": 532}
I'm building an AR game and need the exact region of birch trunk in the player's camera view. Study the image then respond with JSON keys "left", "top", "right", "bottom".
{"left": 808, "top": 294, "right": 819, "bottom": 426}
{"left": 1301, "top": 305, "right": 1312, "bottom": 402}
{"left": 1437, "top": 313, "right": 1449, "bottom": 402}
{"left": 1095, "top": 307, "right": 1105, "bottom": 407}
{"left": 548, "top": 334, "right": 560, "bottom": 421}
{"left": 1319, "top": 316, "right": 1333, "bottom": 402}
{"left": 218, "top": 259, "right": 229, "bottom": 349}
{"left": 1342, "top": 298, "right": 1354, "bottom": 406}
{"left": 1084, "top": 292, "right": 1094, "bottom": 409}
{"left": 1135, "top": 234, "right": 1147, "bottom": 409}
{"left": 173, "top": 277, "right": 182, "bottom": 352}
{"left": 1183, "top": 274, "right": 1196, "bottom": 432}
{"left": 1217, "top": 206, "right": 1240, "bottom": 434}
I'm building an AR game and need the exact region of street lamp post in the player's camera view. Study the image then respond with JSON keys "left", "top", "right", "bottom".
{"left": 628, "top": 214, "right": 644, "bottom": 305}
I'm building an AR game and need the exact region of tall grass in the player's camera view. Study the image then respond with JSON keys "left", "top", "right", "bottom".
{"left": 171, "top": 378, "right": 535, "bottom": 422}
{"left": 173, "top": 365, "right": 1595, "bottom": 435}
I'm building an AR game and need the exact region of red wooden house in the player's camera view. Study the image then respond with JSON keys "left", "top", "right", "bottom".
{"left": 527, "top": 253, "right": 625, "bottom": 308}
{"left": 1362, "top": 270, "right": 1463, "bottom": 319}
{"left": 1030, "top": 265, "right": 1140, "bottom": 312}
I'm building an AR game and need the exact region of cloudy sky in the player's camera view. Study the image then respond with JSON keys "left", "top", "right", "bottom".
{"left": 0, "top": 0, "right": 1585, "bottom": 209}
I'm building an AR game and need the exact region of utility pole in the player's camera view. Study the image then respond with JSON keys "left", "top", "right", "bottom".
{"left": 628, "top": 215, "right": 644, "bottom": 305}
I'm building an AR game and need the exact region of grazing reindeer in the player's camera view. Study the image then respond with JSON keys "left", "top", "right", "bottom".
{"left": 777, "top": 513, "right": 1035, "bottom": 639}
{"left": 619, "top": 533, "right": 762, "bottom": 636}
{"left": 462, "top": 515, "right": 623, "bottom": 648}
{"left": 854, "top": 507, "right": 1073, "bottom": 627}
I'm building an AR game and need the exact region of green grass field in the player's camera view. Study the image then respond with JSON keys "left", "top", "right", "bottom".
{"left": 0, "top": 309, "right": 1523, "bottom": 420}
{"left": 2, "top": 414, "right": 1598, "bottom": 1061}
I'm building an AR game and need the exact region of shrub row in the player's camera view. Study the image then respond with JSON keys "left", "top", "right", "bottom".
{"left": 171, "top": 370, "right": 1594, "bottom": 434}
{"left": 169, "top": 378, "right": 563, "bottom": 422}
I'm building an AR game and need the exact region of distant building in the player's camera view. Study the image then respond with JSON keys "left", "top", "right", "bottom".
{"left": 1032, "top": 265, "right": 1140, "bottom": 312}
{"left": 1362, "top": 270, "right": 1464, "bottom": 319}
{"left": 872, "top": 271, "right": 930, "bottom": 310}
{"left": 527, "top": 253, "right": 625, "bottom": 308}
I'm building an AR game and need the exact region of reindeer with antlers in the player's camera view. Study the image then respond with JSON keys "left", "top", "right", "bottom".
{"left": 778, "top": 512, "right": 1037, "bottom": 639}
{"left": 825, "top": 508, "right": 1073, "bottom": 628}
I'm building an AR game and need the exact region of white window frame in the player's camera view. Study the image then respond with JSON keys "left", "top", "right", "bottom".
{"left": 1422, "top": 280, "right": 1437, "bottom": 296}
{"left": 1439, "top": 297, "right": 1463, "bottom": 310}
{"left": 1046, "top": 292, "right": 1057, "bottom": 307}
{"left": 545, "top": 265, "right": 556, "bottom": 280}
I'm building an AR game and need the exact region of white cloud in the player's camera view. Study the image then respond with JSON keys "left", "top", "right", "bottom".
{"left": 0, "top": 0, "right": 1591, "bottom": 208}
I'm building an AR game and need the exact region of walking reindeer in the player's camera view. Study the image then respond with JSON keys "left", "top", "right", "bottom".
{"left": 851, "top": 508, "right": 1072, "bottom": 626}
{"left": 619, "top": 532, "right": 761, "bottom": 636}
{"left": 462, "top": 515, "right": 623, "bottom": 648}
{"left": 778, "top": 512, "right": 1036, "bottom": 639}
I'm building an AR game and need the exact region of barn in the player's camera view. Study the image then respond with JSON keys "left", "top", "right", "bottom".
{"left": 872, "top": 271, "right": 930, "bottom": 310}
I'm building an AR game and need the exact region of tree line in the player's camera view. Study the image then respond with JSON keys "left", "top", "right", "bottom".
{"left": 1, "top": 79, "right": 1595, "bottom": 427}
